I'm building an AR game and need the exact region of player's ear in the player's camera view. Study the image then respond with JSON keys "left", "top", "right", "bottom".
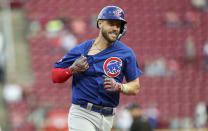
{"left": 98, "top": 20, "right": 103, "bottom": 29}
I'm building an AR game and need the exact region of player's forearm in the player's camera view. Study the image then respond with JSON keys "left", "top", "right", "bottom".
{"left": 51, "top": 67, "right": 72, "bottom": 83}
{"left": 122, "top": 78, "right": 140, "bottom": 96}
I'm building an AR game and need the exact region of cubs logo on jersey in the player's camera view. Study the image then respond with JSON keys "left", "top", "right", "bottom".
{"left": 103, "top": 57, "right": 122, "bottom": 77}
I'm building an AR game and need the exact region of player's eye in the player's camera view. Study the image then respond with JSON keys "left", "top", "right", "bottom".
{"left": 108, "top": 21, "right": 121, "bottom": 28}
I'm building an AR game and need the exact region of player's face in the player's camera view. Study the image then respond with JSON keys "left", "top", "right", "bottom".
{"left": 101, "top": 20, "right": 121, "bottom": 43}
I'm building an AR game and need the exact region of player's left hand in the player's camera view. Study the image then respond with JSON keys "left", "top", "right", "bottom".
{"left": 70, "top": 54, "right": 89, "bottom": 74}
{"left": 102, "top": 75, "right": 123, "bottom": 92}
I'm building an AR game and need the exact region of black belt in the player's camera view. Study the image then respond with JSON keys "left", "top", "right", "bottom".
{"left": 79, "top": 103, "right": 116, "bottom": 116}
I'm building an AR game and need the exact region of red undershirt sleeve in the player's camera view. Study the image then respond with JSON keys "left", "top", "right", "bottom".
{"left": 51, "top": 67, "right": 72, "bottom": 83}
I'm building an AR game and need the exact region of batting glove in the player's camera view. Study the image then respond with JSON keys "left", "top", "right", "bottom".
{"left": 70, "top": 54, "right": 89, "bottom": 74}
{"left": 103, "top": 75, "right": 129, "bottom": 93}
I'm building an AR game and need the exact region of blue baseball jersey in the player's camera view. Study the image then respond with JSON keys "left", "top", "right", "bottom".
{"left": 54, "top": 39, "right": 142, "bottom": 107}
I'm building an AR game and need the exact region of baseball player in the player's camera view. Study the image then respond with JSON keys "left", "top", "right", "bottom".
{"left": 52, "top": 6, "right": 142, "bottom": 131}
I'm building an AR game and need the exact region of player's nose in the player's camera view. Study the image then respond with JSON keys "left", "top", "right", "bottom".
{"left": 112, "top": 25, "right": 120, "bottom": 32}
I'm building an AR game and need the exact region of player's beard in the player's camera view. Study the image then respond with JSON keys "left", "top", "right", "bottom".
{"left": 101, "top": 28, "right": 119, "bottom": 43}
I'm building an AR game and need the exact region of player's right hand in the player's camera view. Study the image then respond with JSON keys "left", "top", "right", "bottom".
{"left": 102, "top": 75, "right": 123, "bottom": 92}
{"left": 69, "top": 54, "right": 89, "bottom": 74}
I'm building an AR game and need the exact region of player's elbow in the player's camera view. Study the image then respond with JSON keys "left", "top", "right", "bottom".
{"left": 51, "top": 71, "right": 62, "bottom": 83}
{"left": 132, "top": 85, "right": 140, "bottom": 95}
{"left": 126, "top": 79, "right": 140, "bottom": 96}
{"left": 52, "top": 77, "right": 62, "bottom": 83}
{"left": 52, "top": 75, "right": 67, "bottom": 83}
{"left": 51, "top": 68, "right": 70, "bottom": 83}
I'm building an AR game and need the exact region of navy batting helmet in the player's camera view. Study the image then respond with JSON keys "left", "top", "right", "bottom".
{"left": 97, "top": 6, "right": 127, "bottom": 34}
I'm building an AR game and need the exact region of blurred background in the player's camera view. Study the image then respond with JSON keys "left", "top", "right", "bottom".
{"left": 0, "top": 0, "right": 208, "bottom": 131}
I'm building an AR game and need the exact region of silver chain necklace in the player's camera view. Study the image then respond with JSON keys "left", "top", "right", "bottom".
{"left": 90, "top": 44, "right": 103, "bottom": 51}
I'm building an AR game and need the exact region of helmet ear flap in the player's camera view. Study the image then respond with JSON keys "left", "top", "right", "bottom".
{"left": 118, "top": 26, "right": 127, "bottom": 41}
{"left": 120, "top": 22, "right": 125, "bottom": 34}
